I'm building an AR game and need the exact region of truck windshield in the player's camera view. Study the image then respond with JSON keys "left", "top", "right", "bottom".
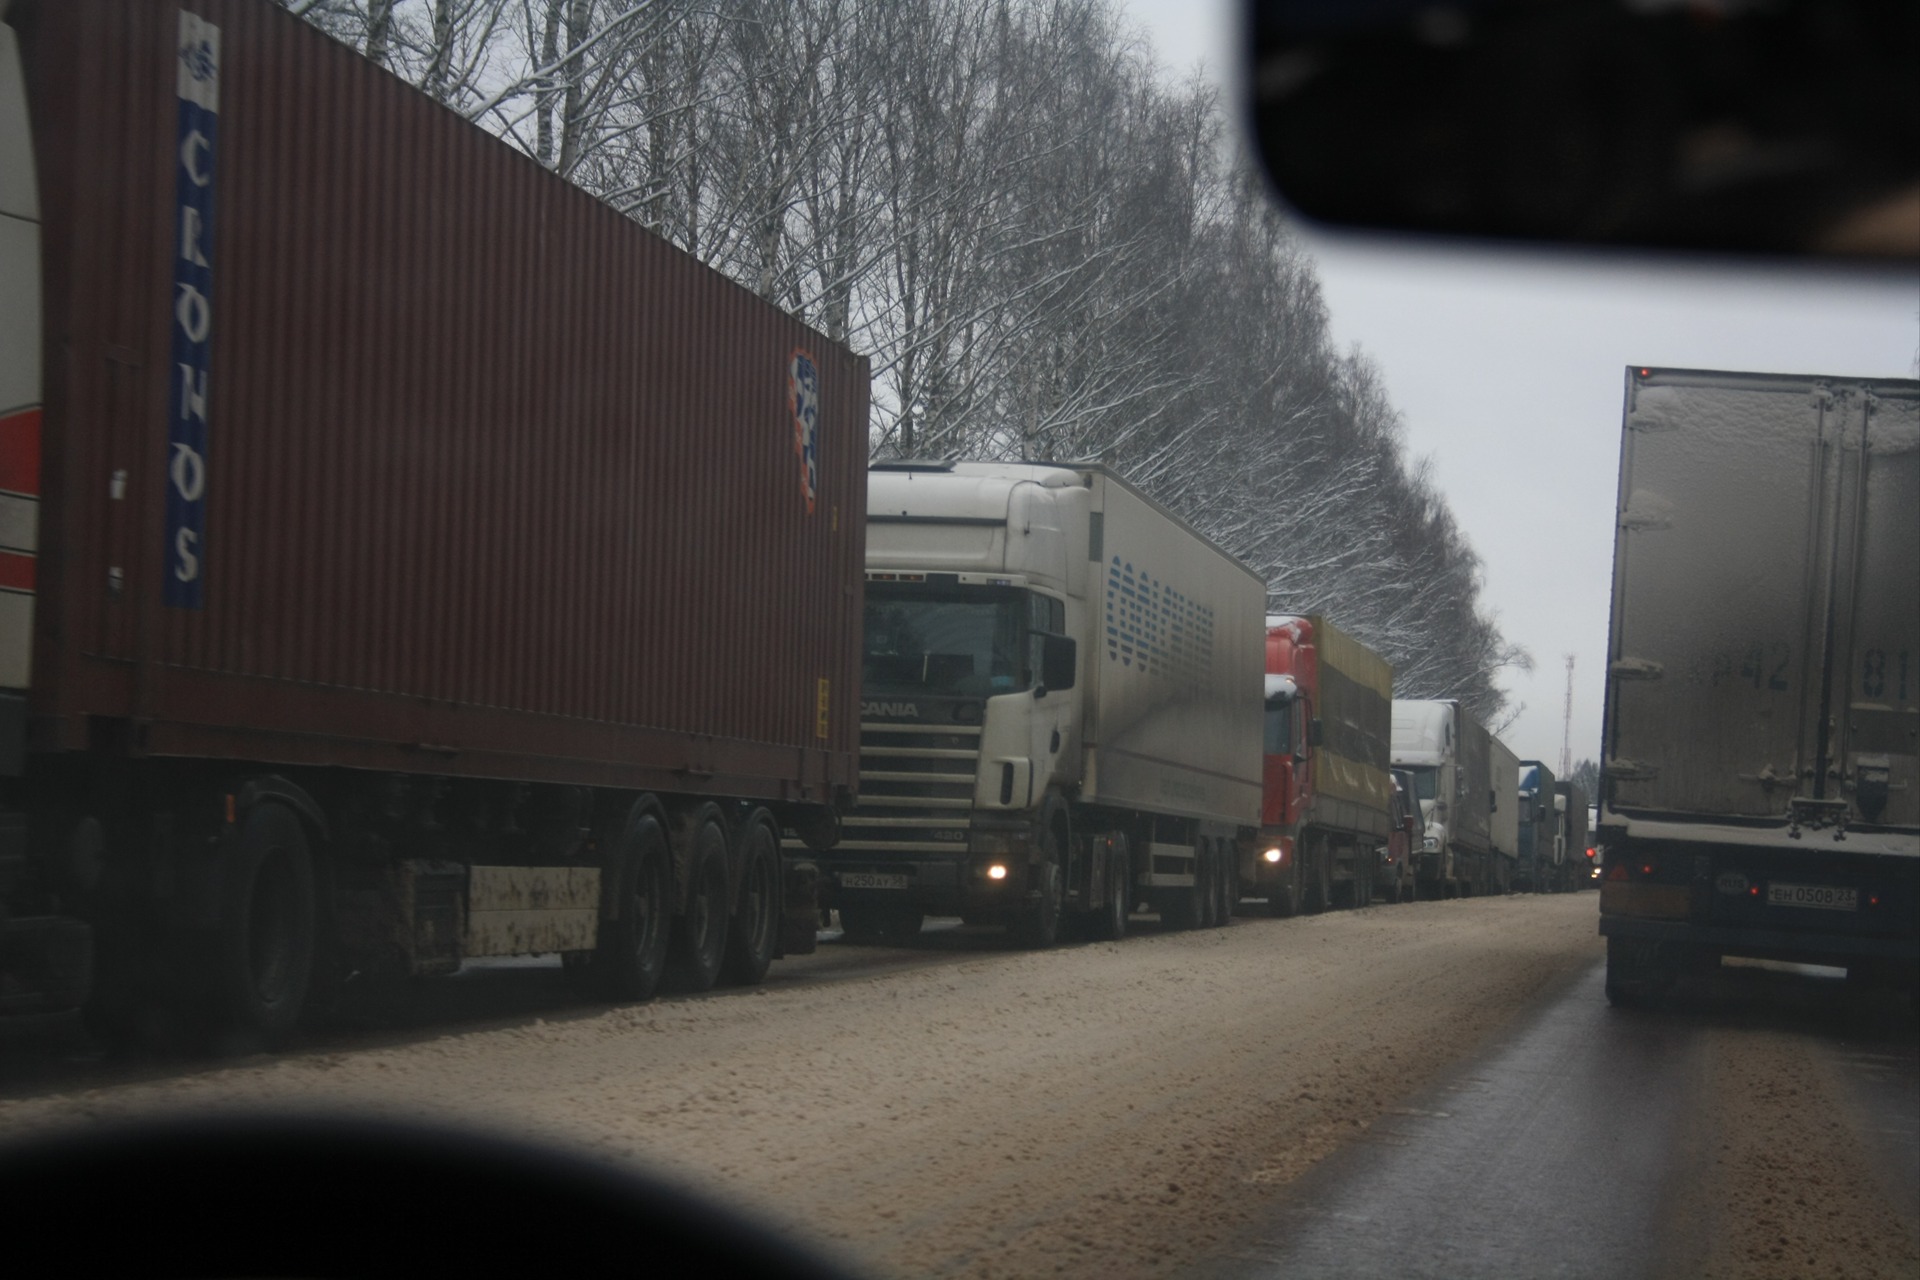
{"left": 1405, "top": 766, "right": 1439, "bottom": 802}
{"left": 863, "top": 584, "right": 1027, "bottom": 699}
{"left": 1264, "top": 697, "right": 1293, "bottom": 756}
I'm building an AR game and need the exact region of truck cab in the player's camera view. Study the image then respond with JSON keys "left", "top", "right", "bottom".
{"left": 1392, "top": 701, "right": 1456, "bottom": 888}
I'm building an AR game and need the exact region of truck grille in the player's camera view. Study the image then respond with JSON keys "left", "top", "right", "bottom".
{"left": 839, "top": 722, "right": 981, "bottom": 855}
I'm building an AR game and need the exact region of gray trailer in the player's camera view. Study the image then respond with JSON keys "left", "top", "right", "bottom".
{"left": 1599, "top": 368, "right": 1920, "bottom": 1003}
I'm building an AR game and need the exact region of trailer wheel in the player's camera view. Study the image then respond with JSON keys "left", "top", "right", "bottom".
{"left": 721, "top": 819, "right": 780, "bottom": 986}
{"left": 668, "top": 816, "right": 731, "bottom": 992}
{"left": 595, "top": 815, "right": 672, "bottom": 1002}
{"left": 210, "top": 803, "right": 316, "bottom": 1044}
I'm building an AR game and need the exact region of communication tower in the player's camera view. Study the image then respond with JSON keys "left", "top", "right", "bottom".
{"left": 1559, "top": 654, "right": 1575, "bottom": 776}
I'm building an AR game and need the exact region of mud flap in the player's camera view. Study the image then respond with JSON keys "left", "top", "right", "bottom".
{"left": 780, "top": 858, "right": 819, "bottom": 956}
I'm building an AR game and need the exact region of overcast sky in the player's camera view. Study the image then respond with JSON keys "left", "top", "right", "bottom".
{"left": 1119, "top": 0, "right": 1920, "bottom": 770}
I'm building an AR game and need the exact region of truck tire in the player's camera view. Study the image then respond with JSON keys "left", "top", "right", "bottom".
{"left": 1086, "top": 840, "right": 1130, "bottom": 942}
{"left": 209, "top": 803, "right": 316, "bottom": 1045}
{"left": 668, "top": 815, "right": 731, "bottom": 992}
{"left": 595, "top": 815, "right": 672, "bottom": 1001}
{"left": 1307, "top": 849, "right": 1332, "bottom": 914}
{"left": 1008, "top": 841, "right": 1065, "bottom": 949}
{"left": 720, "top": 817, "right": 780, "bottom": 986}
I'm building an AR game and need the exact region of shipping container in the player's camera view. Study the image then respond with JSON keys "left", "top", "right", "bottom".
{"left": 21, "top": 0, "right": 866, "bottom": 790}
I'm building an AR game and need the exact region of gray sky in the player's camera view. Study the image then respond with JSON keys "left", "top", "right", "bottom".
{"left": 1120, "top": 0, "right": 1920, "bottom": 769}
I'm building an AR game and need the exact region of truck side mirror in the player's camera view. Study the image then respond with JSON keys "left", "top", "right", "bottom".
{"left": 1039, "top": 633, "right": 1076, "bottom": 695}
{"left": 1309, "top": 718, "right": 1324, "bottom": 747}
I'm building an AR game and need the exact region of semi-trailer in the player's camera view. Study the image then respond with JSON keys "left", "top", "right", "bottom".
{"left": 1243, "top": 614, "right": 1397, "bottom": 912}
{"left": 1599, "top": 367, "right": 1919, "bottom": 1004}
{"left": 824, "top": 461, "right": 1265, "bottom": 945}
{"left": 0, "top": 0, "right": 867, "bottom": 1042}
{"left": 1392, "top": 699, "right": 1517, "bottom": 897}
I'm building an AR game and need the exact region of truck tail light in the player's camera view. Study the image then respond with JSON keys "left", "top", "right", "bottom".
{"left": 1606, "top": 863, "right": 1629, "bottom": 882}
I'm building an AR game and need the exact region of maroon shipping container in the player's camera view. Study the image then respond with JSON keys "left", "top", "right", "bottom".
{"left": 21, "top": 0, "right": 868, "bottom": 802}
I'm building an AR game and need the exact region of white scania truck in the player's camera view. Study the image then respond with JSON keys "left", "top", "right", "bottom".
{"left": 821, "top": 461, "right": 1266, "bottom": 946}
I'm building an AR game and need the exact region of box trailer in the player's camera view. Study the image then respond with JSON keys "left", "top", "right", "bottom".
{"left": 0, "top": 0, "right": 868, "bottom": 1040}
{"left": 1599, "top": 367, "right": 1919, "bottom": 1003}
{"left": 828, "top": 461, "right": 1264, "bottom": 945}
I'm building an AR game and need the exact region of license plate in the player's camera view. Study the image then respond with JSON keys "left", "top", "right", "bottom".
{"left": 839, "top": 872, "right": 908, "bottom": 891}
{"left": 1766, "top": 882, "right": 1858, "bottom": 912}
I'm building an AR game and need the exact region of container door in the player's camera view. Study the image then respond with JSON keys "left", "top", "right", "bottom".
{"left": 1828, "top": 387, "right": 1920, "bottom": 827}
{"left": 1607, "top": 370, "right": 1920, "bottom": 826}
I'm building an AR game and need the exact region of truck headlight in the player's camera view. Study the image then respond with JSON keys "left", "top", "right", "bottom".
{"left": 1262, "top": 847, "right": 1283, "bottom": 864}
{"left": 1422, "top": 836, "right": 1439, "bottom": 852}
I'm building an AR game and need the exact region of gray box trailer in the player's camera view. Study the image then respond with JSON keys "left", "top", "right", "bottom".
{"left": 1600, "top": 368, "right": 1920, "bottom": 1002}
{"left": 1488, "top": 734, "right": 1520, "bottom": 890}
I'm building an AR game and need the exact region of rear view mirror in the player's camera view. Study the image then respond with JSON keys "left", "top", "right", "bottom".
{"left": 1245, "top": 0, "right": 1918, "bottom": 259}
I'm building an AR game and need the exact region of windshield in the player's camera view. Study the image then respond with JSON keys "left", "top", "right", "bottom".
{"left": 863, "top": 585, "right": 1027, "bottom": 699}
{"left": 1405, "top": 766, "right": 1440, "bottom": 803}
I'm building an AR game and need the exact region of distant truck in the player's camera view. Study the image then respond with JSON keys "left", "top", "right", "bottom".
{"left": 1599, "top": 367, "right": 1920, "bottom": 1004}
{"left": 1392, "top": 700, "right": 1517, "bottom": 896}
{"left": 1243, "top": 614, "right": 1398, "bottom": 912}
{"left": 0, "top": 0, "right": 865, "bottom": 1041}
{"left": 1515, "top": 761, "right": 1560, "bottom": 892}
{"left": 825, "top": 462, "right": 1265, "bottom": 945}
